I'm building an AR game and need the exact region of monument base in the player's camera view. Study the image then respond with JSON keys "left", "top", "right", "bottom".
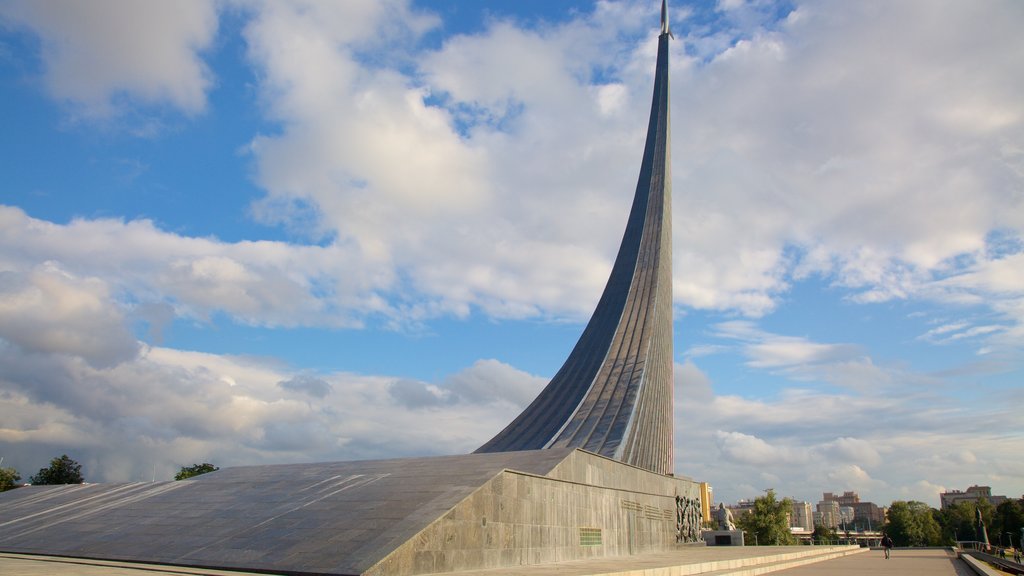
{"left": 703, "top": 530, "right": 745, "bottom": 546}
{"left": 0, "top": 449, "right": 702, "bottom": 576}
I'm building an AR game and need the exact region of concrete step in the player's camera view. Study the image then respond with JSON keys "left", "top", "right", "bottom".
{"left": 425, "top": 545, "right": 866, "bottom": 576}
{"left": 696, "top": 546, "right": 868, "bottom": 576}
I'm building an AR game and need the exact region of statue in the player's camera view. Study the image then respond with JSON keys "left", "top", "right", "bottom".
{"left": 976, "top": 504, "right": 989, "bottom": 545}
{"left": 715, "top": 503, "right": 736, "bottom": 531}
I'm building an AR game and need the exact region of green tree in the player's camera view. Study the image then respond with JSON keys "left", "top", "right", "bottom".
{"left": 30, "top": 455, "right": 84, "bottom": 485}
{"left": 174, "top": 463, "right": 219, "bottom": 480}
{"left": 0, "top": 466, "right": 21, "bottom": 491}
{"left": 812, "top": 524, "right": 838, "bottom": 545}
{"left": 736, "top": 490, "right": 797, "bottom": 546}
{"left": 884, "top": 501, "right": 943, "bottom": 546}
{"left": 936, "top": 501, "right": 979, "bottom": 544}
{"left": 993, "top": 499, "right": 1024, "bottom": 549}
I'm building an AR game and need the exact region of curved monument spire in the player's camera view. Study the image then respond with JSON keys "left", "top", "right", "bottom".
{"left": 477, "top": 2, "right": 674, "bottom": 475}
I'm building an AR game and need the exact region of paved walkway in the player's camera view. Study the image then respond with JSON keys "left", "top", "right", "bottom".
{"left": 772, "top": 548, "right": 975, "bottom": 575}
{"left": 0, "top": 547, "right": 979, "bottom": 576}
{"left": 426, "top": 545, "right": 866, "bottom": 575}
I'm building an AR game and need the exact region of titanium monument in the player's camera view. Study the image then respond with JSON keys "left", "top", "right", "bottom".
{"left": 477, "top": 0, "right": 676, "bottom": 477}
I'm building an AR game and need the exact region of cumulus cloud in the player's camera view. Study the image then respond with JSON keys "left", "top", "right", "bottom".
{"left": 0, "top": 264, "right": 139, "bottom": 368}
{"left": 825, "top": 464, "right": 884, "bottom": 495}
{"left": 0, "top": 0, "right": 218, "bottom": 117}
{"left": 388, "top": 378, "right": 448, "bottom": 409}
{"left": 387, "top": 360, "right": 546, "bottom": 409}
{"left": 821, "top": 437, "right": 882, "bottom": 468}
{"left": 4, "top": 0, "right": 1022, "bottom": 339}
{"left": 278, "top": 374, "right": 332, "bottom": 399}
{"left": 676, "top": 360, "right": 713, "bottom": 402}
{"left": 443, "top": 359, "right": 546, "bottom": 406}
{"left": 675, "top": 335, "right": 1023, "bottom": 506}
{"left": 0, "top": 250, "right": 548, "bottom": 486}
{"left": 714, "top": 430, "right": 808, "bottom": 466}
{"left": 672, "top": 0, "right": 1024, "bottom": 316}
{"left": 0, "top": 343, "right": 537, "bottom": 482}
{"left": 240, "top": 0, "right": 654, "bottom": 323}
{"left": 0, "top": 206, "right": 388, "bottom": 328}
{"left": 709, "top": 321, "right": 893, "bottom": 390}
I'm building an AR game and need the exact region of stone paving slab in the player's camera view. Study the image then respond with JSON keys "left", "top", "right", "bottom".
{"left": 770, "top": 548, "right": 975, "bottom": 576}
{"left": 5, "top": 546, "right": 982, "bottom": 576}
{"left": 0, "top": 547, "right": 856, "bottom": 576}
{"left": 417, "top": 545, "right": 865, "bottom": 576}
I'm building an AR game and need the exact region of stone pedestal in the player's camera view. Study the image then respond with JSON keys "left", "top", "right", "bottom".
{"left": 703, "top": 530, "right": 745, "bottom": 546}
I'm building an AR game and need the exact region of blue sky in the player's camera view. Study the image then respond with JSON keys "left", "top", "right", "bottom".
{"left": 1, "top": 0, "right": 1022, "bottom": 508}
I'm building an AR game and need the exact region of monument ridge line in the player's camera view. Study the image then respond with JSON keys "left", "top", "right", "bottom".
{"left": 476, "top": 0, "right": 675, "bottom": 476}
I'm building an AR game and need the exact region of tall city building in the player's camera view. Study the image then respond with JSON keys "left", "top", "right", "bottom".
{"left": 700, "top": 482, "right": 714, "bottom": 523}
{"left": 817, "top": 500, "right": 841, "bottom": 529}
{"left": 476, "top": 0, "right": 676, "bottom": 476}
{"left": 823, "top": 491, "right": 884, "bottom": 530}
{"left": 823, "top": 491, "right": 860, "bottom": 506}
{"left": 791, "top": 501, "right": 814, "bottom": 530}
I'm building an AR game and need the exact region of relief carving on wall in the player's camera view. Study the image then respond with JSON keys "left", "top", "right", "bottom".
{"left": 675, "top": 495, "right": 702, "bottom": 543}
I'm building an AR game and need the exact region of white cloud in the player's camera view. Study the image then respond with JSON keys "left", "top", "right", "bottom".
{"left": 1, "top": 0, "right": 1020, "bottom": 330}
{"left": 671, "top": 0, "right": 1024, "bottom": 315}
{"left": 709, "top": 321, "right": 891, "bottom": 390}
{"left": 0, "top": 278, "right": 1018, "bottom": 506}
{"left": 0, "top": 263, "right": 139, "bottom": 368}
{"left": 821, "top": 437, "right": 881, "bottom": 468}
{"left": 0, "top": 206, "right": 388, "bottom": 328}
{"left": 278, "top": 374, "right": 332, "bottom": 399}
{"left": 443, "top": 359, "right": 547, "bottom": 407}
{"left": 675, "top": 324, "right": 1023, "bottom": 506}
{"left": 0, "top": 0, "right": 218, "bottom": 117}
{"left": 241, "top": 1, "right": 658, "bottom": 323}
{"left": 5, "top": 0, "right": 1019, "bottom": 334}
{"left": 714, "top": 430, "right": 808, "bottom": 466}
{"left": 0, "top": 339, "right": 540, "bottom": 483}
{"left": 676, "top": 360, "right": 713, "bottom": 402}
{"left": 746, "top": 340, "right": 859, "bottom": 369}
{"left": 824, "top": 464, "right": 884, "bottom": 496}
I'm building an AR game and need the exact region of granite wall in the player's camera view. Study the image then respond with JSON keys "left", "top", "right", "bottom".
{"left": 366, "top": 450, "right": 700, "bottom": 576}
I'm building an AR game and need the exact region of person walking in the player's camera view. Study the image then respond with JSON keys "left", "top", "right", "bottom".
{"left": 881, "top": 533, "right": 894, "bottom": 559}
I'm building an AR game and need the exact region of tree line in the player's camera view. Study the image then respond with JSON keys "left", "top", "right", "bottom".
{"left": 0, "top": 455, "right": 219, "bottom": 491}
{"left": 733, "top": 490, "right": 1024, "bottom": 548}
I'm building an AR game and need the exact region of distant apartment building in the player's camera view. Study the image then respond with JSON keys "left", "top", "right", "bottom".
{"left": 728, "top": 499, "right": 756, "bottom": 521}
{"left": 816, "top": 500, "right": 840, "bottom": 529}
{"left": 839, "top": 506, "right": 855, "bottom": 527}
{"left": 700, "top": 482, "right": 713, "bottom": 523}
{"left": 823, "top": 490, "right": 885, "bottom": 531}
{"left": 791, "top": 501, "right": 814, "bottom": 530}
{"left": 940, "top": 485, "right": 1009, "bottom": 510}
{"left": 852, "top": 502, "right": 885, "bottom": 530}
{"left": 824, "top": 491, "right": 859, "bottom": 506}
